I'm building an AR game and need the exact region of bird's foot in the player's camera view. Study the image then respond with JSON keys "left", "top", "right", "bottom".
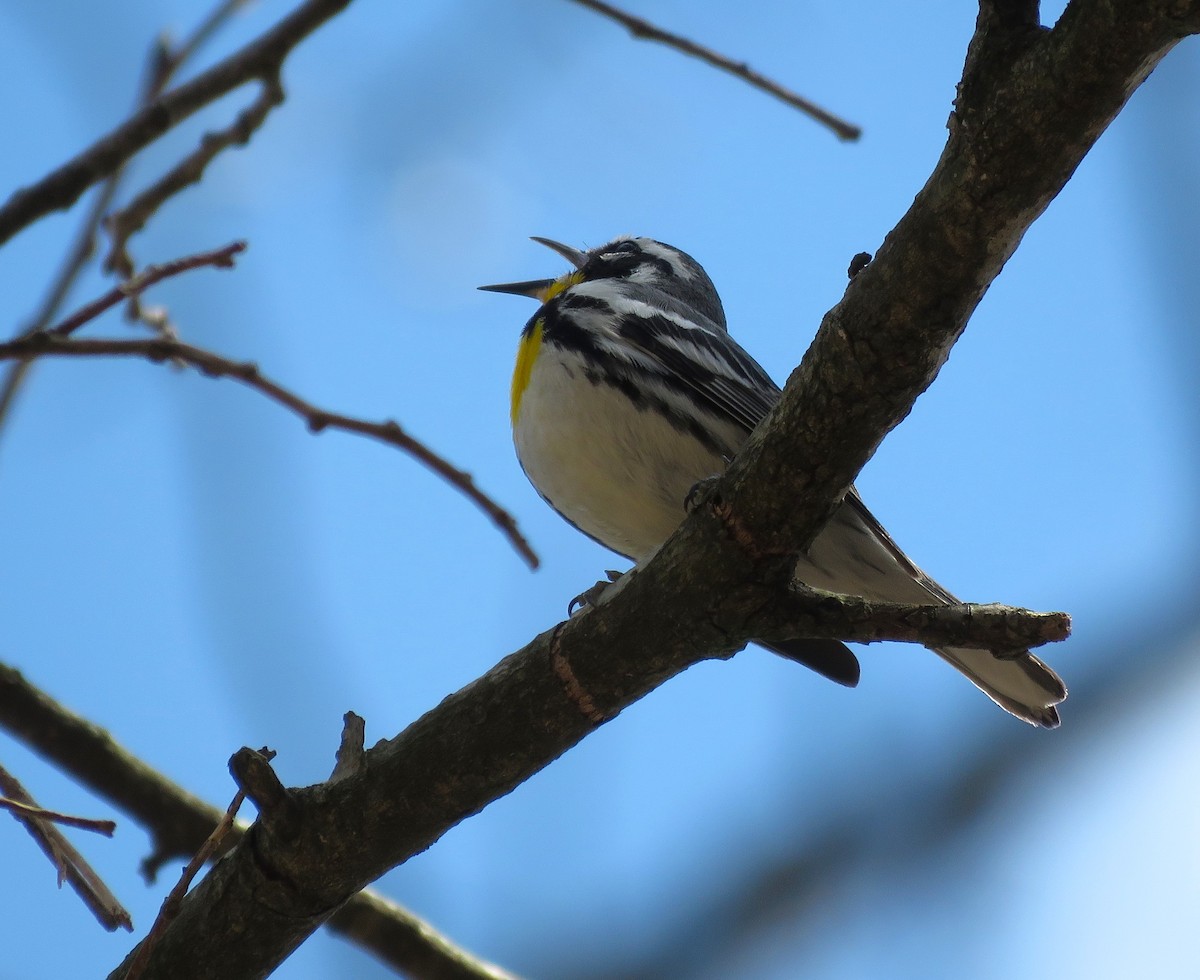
{"left": 684, "top": 474, "right": 723, "bottom": 514}
{"left": 568, "top": 570, "right": 624, "bottom": 616}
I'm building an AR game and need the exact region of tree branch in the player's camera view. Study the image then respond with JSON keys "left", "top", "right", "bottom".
{"left": 45, "top": 241, "right": 246, "bottom": 337}
{"left": 743, "top": 587, "right": 1070, "bottom": 652}
{"left": 98, "top": 2, "right": 1200, "bottom": 975}
{"left": 0, "top": 0, "right": 357, "bottom": 248}
{"left": 0, "top": 663, "right": 522, "bottom": 978}
{"left": 103, "top": 73, "right": 283, "bottom": 289}
{"left": 123, "top": 780, "right": 253, "bottom": 980}
{"left": 0, "top": 763, "right": 132, "bottom": 932}
{"left": 565, "top": 0, "right": 861, "bottom": 141}
{"left": 0, "top": 795, "right": 116, "bottom": 837}
{"left": 0, "top": 0, "right": 252, "bottom": 434}
{"left": 0, "top": 330, "right": 537, "bottom": 569}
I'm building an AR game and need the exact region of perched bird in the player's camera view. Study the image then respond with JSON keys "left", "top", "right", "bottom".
{"left": 482, "top": 236, "right": 1066, "bottom": 727}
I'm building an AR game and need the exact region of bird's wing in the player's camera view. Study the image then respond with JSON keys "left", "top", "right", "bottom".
{"left": 612, "top": 308, "right": 782, "bottom": 436}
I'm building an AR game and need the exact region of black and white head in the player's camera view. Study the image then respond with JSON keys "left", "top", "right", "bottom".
{"left": 481, "top": 235, "right": 728, "bottom": 332}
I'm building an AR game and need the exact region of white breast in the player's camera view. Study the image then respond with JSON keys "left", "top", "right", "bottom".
{"left": 513, "top": 344, "right": 743, "bottom": 561}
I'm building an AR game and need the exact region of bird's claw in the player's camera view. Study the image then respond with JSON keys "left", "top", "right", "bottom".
{"left": 684, "top": 475, "right": 723, "bottom": 514}
{"left": 568, "top": 570, "right": 624, "bottom": 616}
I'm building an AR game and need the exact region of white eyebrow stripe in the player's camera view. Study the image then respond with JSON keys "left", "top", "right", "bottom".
{"left": 636, "top": 239, "right": 696, "bottom": 279}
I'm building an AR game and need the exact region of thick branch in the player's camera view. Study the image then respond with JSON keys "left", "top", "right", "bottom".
{"left": 714, "top": 0, "right": 1200, "bottom": 564}
{"left": 0, "top": 0, "right": 356, "bottom": 247}
{"left": 0, "top": 664, "right": 520, "bottom": 978}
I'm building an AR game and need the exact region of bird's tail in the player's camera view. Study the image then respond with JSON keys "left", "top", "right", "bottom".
{"left": 796, "top": 490, "right": 1067, "bottom": 727}
{"left": 931, "top": 645, "right": 1064, "bottom": 728}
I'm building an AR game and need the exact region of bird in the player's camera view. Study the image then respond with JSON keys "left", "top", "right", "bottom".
{"left": 481, "top": 235, "right": 1067, "bottom": 727}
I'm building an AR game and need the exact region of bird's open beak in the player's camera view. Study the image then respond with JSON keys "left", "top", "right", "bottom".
{"left": 477, "top": 277, "right": 557, "bottom": 300}
{"left": 528, "top": 236, "right": 587, "bottom": 269}
{"left": 478, "top": 237, "right": 589, "bottom": 301}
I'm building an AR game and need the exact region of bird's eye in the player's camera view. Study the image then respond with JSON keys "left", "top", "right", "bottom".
{"left": 599, "top": 240, "right": 640, "bottom": 261}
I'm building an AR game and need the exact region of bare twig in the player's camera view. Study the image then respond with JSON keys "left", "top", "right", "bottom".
{"left": 0, "top": 331, "right": 538, "bottom": 568}
{"left": 0, "top": 663, "right": 521, "bottom": 977}
{"left": 123, "top": 786, "right": 249, "bottom": 980}
{"left": 0, "top": 180, "right": 122, "bottom": 433}
{"left": 162, "top": 0, "right": 256, "bottom": 72}
{"left": 0, "top": 796, "right": 116, "bottom": 836}
{"left": 0, "top": 663, "right": 237, "bottom": 882}
{"left": 746, "top": 588, "right": 1071, "bottom": 651}
{"left": 45, "top": 241, "right": 247, "bottom": 338}
{"left": 0, "top": 0, "right": 357, "bottom": 247}
{"left": 105, "top": 74, "right": 283, "bottom": 291}
{"left": 565, "top": 0, "right": 861, "bottom": 140}
{"left": 0, "top": 764, "right": 132, "bottom": 932}
{"left": 0, "top": 1, "right": 252, "bottom": 437}
{"left": 107, "top": 0, "right": 260, "bottom": 333}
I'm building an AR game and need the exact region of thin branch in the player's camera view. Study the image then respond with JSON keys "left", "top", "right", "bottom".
{"left": 746, "top": 587, "right": 1070, "bottom": 651}
{"left": 0, "top": 0, "right": 357, "bottom": 248}
{"left": 0, "top": 1, "right": 251, "bottom": 436}
{"left": 0, "top": 331, "right": 537, "bottom": 568}
{"left": 565, "top": 0, "right": 861, "bottom": 141}
{"left": 0, "top": 663, "right": 522, "bottom": 978}
{"left": 0, "top": 764, "right": 132, "bottom": 932}
{"left": 104, "top": 73, "right": 284, "bottom": 293}
{"left": 45, "top": 241, "right": 247, "bottom": 337}
{"left": 0, "top": 663, "right": 239, "bottom": 881}
{"left": 163, "top": 0, "right": 257, "bottom": 72}
{"left": 0, "top": 180, "right": 122, "bottom": 433}
{"left": 123, "top": 784, "right": 250, "bottom": 980}
{"left": 0, "top": 796, "right": 116, "bottom": 836}
{"left": 106, "top": 0, "right": 263, "bottom": 333}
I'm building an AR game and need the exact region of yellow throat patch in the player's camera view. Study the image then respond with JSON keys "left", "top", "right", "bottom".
{"left": 511, "top": 318, "right": 544, "bottom": 426}
{"left": 509, "top": 270, "right": 583, "bottom": 426}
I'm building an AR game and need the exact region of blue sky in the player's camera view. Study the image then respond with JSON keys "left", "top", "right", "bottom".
{"left": 2, "top": 2, "right": 1199, "bottom": 978}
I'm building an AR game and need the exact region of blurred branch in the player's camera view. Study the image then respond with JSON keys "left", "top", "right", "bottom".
{"left": 0, "top": 763, "right": 132, "bottom": 933}
{"left": 336, "top": 889, "right": 522, "bottom": 980}
{"left": 0, "top": 0, "right": 356, "bottom": 248}
{"left": 583, "top": 599, "right": 1200, "bottom": 980}
{"left": 0, "top": 328, "right": 538, "bottom": 569}
{"left": 103, "top": 70, "right": 282, "bottom": 305}
{"left": 0, "top": 663, "right": 522, "bottom": 979}
{"left": 0, "top": 795, "right": 116, "bottom": 837}
{"left": 0, "top": 662, "right": 241, "bottom": 881}
{"left": 45, "top": 241, "right": 247, "bottom": 337}
{"left": 564, "top": 0, "right": 862, "bottom": 141}
{"left": 0, "top": 0, "right": 252, "bottom": 438}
